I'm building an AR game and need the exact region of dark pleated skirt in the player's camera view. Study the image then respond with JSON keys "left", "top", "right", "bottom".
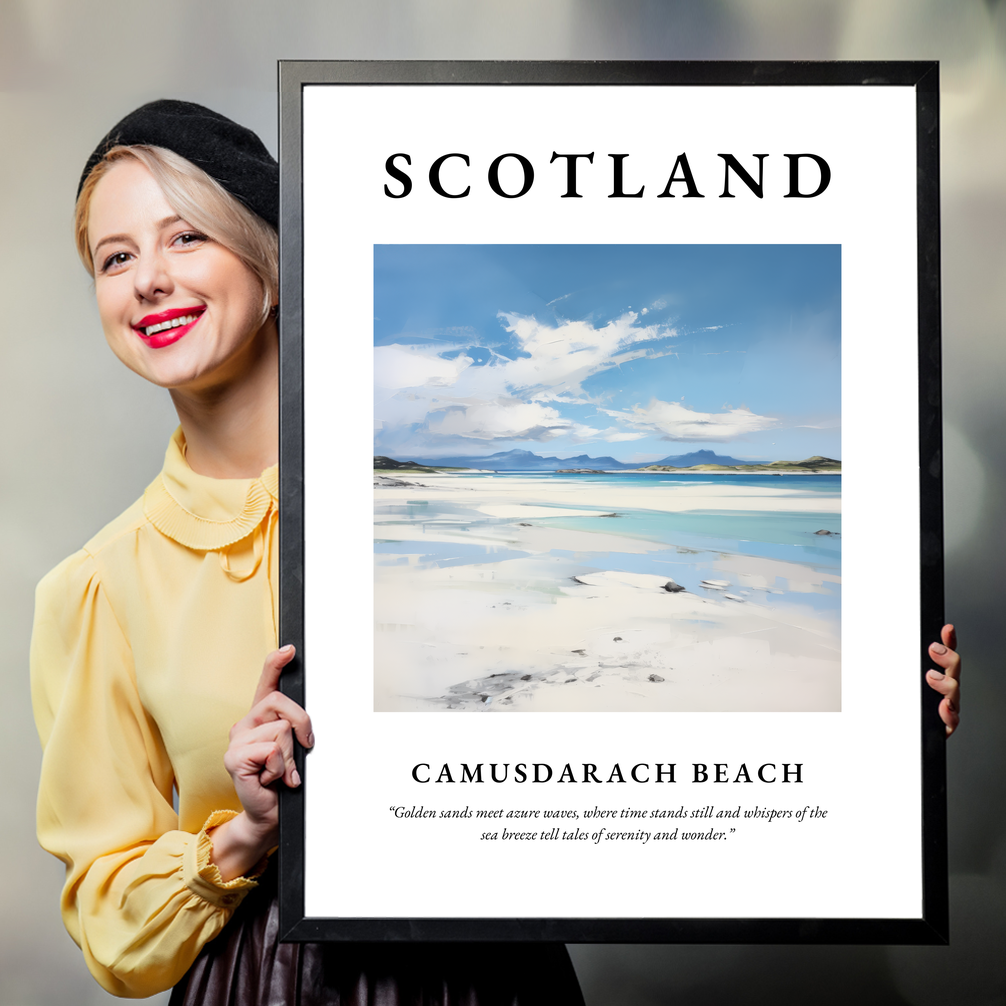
{"left": 169, "top": 869, "right": 584, "bottom": 1006}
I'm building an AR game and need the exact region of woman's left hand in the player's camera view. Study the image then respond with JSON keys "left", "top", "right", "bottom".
{"left": 209, "top": 645, "right": 313, "bottom": 881}
{"left": 926, "top": 624, "right": 961, "bottom": 737}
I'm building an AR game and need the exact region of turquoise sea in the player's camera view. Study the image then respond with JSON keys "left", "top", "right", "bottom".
{"left": 375, "top": 472, "right": 841, "bottom": 615}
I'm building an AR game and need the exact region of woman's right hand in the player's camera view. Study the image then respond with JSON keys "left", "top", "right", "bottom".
{"left": 209, "top": 645, "right": 314, "bottom": 881}
{"left": 926, "top": 624, "right": 961, "bottom": 737}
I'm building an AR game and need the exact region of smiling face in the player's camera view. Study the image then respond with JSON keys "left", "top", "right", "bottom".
{"left": 87, "top": 158, "right": 272, "bottom": 392}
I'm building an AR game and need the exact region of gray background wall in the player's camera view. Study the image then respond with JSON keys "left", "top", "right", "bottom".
{"left": 2, "top": 2, "right": 1003, "bottom": 1003}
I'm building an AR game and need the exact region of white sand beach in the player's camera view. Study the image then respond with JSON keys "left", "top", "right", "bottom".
{"left": 374, "top": 473, "right": 841, "bottom": 713}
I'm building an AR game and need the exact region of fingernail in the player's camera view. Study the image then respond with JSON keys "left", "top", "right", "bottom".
{"left": 307, "top": 732, "right": 315, "bottom": 748}
{"left": 280, "top": 644, "right": 295, "bottom": 654}
{"left": 928, "top": 669, "right": 944, "bottom": 680}
{"left": 292, "top": 768, "right": 301, "bottom": 787}
{"left": 931, "top": 643, "right": 947, "bottom": 655}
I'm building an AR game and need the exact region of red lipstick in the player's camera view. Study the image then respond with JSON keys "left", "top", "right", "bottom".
{"left": 132, "top": 306, "right": 206, "bottom": 349}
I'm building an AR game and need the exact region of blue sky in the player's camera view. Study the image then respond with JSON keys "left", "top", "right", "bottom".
{"left": 374, "top": 245, "right": 840, "bottom": 463}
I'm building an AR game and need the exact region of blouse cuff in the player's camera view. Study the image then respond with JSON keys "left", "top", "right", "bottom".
{"left": 183, "top": 810, "right": 269, "bottom": 909}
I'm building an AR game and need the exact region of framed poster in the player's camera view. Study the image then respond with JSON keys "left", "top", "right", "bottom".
{"left": 277, "top": 61, "right": 946, "bottom": 943}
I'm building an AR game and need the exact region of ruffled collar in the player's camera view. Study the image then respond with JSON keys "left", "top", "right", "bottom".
{"left": 143, "top": 428, "right": 278, "bottom": 551}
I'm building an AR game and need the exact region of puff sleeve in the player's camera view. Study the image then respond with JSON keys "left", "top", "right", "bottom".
{"left": 30, "top": 549, "right": 260, "bottom": 998}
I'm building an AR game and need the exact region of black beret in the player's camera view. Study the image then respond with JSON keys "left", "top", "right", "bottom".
{"left": 78, "top": 99, "right": 278, "bottom": 228}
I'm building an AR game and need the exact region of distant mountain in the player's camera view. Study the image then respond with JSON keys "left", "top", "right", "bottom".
{"left": 381, "top": 448, "right": 839, "bottom": 473}
{"left": 638, "top": 455, "right": 841, "bottom": 473}
{"left": 652, "top": 449, "right": 758, "bottom": 468}
{"left": 395, "top": 448, "right": 640, "bottom": 471}
{"left": 762, "top": 456, "right": 841, "bottom": 471}
{"left": 373, "top": 455, "right": 436, "bottom": 472}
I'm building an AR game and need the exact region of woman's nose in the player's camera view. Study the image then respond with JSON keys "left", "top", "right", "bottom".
{"left": 133, "top": 249, "right": 173, "bottom": 302}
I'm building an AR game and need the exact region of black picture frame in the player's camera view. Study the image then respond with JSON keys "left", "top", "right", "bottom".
{"left": 277, "top": 60, "right": 945, "bottom": 944}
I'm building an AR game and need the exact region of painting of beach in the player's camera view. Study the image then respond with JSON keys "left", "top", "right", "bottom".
{"left": 374, "top": 245, "right": 840, "bottom": 712}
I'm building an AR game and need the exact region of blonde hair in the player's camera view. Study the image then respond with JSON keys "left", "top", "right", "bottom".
{"left": 75, "top": 145, "right": 278, "bottom": 322}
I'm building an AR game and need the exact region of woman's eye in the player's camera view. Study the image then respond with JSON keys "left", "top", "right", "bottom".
{"left": 101, "top": 251, "right": 132, "bottom": 273}
{"left": 173, "top": 231, "right": 208, "bottom": 248}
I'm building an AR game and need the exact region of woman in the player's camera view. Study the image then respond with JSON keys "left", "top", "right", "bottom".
{"left": 33, "top": 99, "right": 963, "bottom": 1003}
{"left": 31, "top": 100, "right": 585, "bottom": 1004}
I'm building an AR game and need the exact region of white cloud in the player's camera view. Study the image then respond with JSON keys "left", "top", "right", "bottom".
{"left": 374, "top": 311, "right": 681, "bottom": 445}
{"left": 603, "top": 399, "right": 779, "bottom": 442}
{"left": 374, "top": 345, "right": 469, "bottom": 389}
{"left": 374, "top": 313, "right": 777, "bottom": 446}
{"left": 427, "top": 398, "right": 576, "bottom": 442}
{"left": 597, "top": 429, "right": 649, "bottom": 442}
{"left": 497, "top": 311, "right": 678, "bottom": 400}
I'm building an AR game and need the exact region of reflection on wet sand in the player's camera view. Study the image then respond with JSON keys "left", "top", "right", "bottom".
{"left": 374, "top": 473, "right": 840, "bottom": 712}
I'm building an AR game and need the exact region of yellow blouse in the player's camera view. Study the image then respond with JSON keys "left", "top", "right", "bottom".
{"left": 31, "top": 429, "right": 279, "bottom": 998}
